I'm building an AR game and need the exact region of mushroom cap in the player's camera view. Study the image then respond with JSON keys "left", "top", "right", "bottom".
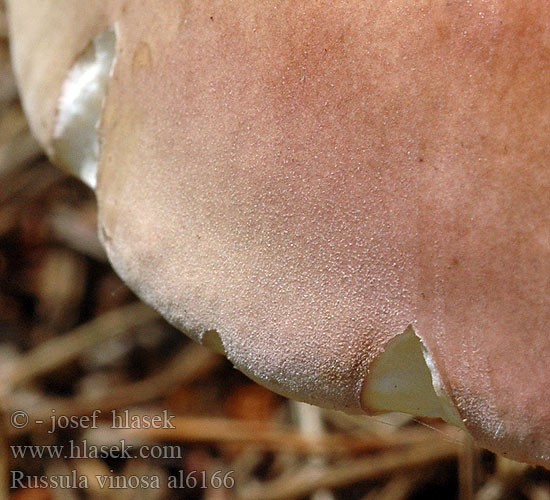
{"left": 8, "top": 0, "right": 550, "bottom": 466}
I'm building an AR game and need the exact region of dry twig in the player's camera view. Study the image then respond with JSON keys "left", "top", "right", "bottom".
{"left": 5, "top": 342, "right": 220, "bottom": 437}
{"left": 133, "top": 415, "right": 454, "bottom": 455}
{"left": 235, "top": 439, "right": 458, "bottom": 500}
{"left": 2, "top": 301, "right": 159, "bottom": 393}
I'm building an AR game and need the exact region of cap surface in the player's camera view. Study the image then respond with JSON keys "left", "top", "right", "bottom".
{"left": 8, "top": 0, "right": 550, "bottom": 467}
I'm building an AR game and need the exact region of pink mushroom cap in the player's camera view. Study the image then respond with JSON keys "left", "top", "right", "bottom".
{"left": 7, "top": 0, "right": 550, "bottom": 467}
